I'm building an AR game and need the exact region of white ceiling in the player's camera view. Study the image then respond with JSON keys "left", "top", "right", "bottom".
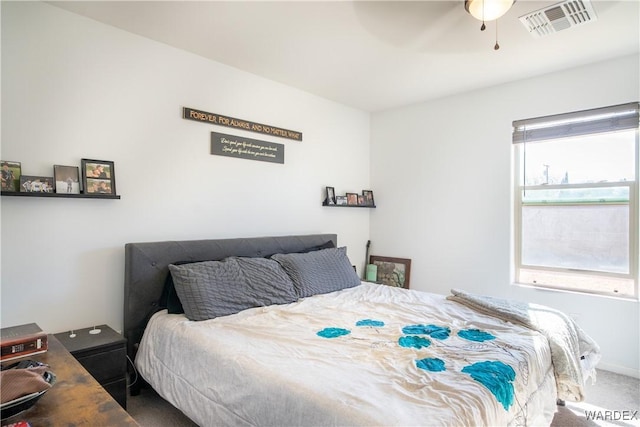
{"left": 49, "top": 0, "right": 639, "bottom": 112}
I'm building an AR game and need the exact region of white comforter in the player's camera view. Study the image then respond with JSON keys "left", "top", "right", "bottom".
{"left": 136, "top": 283, "right": 558, "bottom": 426}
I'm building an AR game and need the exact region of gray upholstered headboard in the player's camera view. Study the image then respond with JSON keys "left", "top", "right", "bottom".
{"left": 123, "top": 233, "right": 337, "bottom": 365}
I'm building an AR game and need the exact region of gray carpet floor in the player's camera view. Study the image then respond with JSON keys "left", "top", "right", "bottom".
{"left": 127, "top": 369, "right": 639, "bottom": 426}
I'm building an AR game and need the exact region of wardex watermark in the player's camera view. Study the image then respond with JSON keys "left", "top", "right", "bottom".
{"left": 585, "top": 410, "right": 638, "bottom": 421}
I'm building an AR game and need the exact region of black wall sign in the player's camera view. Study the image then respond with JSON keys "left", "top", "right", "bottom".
{"left": 211, "top": 132, "right": 284, "bottom": 164}
{"left": 184, "top": 107, "right": 302, "bottom": 141}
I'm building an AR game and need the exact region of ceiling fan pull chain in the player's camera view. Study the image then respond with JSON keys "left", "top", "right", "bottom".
{"left": 494, "top": 20, "right": 500, "bottom": 50}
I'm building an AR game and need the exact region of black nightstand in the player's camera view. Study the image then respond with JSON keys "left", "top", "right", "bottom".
{"left": 54, "top": 324, "right": 127, "bottom": 409}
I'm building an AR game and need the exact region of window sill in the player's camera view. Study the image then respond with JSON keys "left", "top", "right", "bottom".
{"left": 512, "top": 281, "right": 639, "bottom": 302}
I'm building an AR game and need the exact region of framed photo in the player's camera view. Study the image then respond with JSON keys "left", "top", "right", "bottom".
{"left": 54, "top": 165, "right": 80, "bottom": 194}
{"left": 336, "top": 196, "right": 347, "bottom": 205}
{"left": 357, "top": 194, "right": 365, "bottom": 206}
{"left": 82, "top": 159, "right": 116, "bottom": 195}
{"left": 346, "top": 193, "right": 359, "bottom": 206}
{"left": 369, "top": 255, "right": 411, "bottom": 289}
{"left": 363, "top": 190, "right": 375, "bottom": 206}
{"left": 20, "top": 175, "right": 54, "bottom": 193}
{"left": 325, "top": 186, "right": 336, "bottom": 205}
{"left": 1, "top": 161, "right": 21, "bottom": 192}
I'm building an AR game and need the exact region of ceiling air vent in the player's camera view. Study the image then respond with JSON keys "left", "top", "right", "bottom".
{"left": 519, "top": 0, "right": 597, "bottom": 38}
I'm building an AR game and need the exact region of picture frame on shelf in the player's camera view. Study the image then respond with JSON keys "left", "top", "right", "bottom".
{"left": 82, "top": 159, "right": 116, "bottom": 195}
{"left": 1, "top": 161, "right": 21, "bottom": 192}
{"left": 346, "top": 193, "right": 358, "bottom": 206}
{"left": 363, "top": 190, "right": 375, "bottom": 206}
{"left": 54, "top": 165, "right": 81, "bottom": 194}
{"left": 336, "top": 196, "right": 347, "bottom": 205}
{"left": 357, "top": 194, "right": 365, "bottom": 206}
{"left": 325, "top": 186, "right": 336, "bottom": 205}
{"left": 20, "top": 175, "right": 54, "bottom": 193}
{"left": 369, "top": 255, "right": 411, "bottom": 289}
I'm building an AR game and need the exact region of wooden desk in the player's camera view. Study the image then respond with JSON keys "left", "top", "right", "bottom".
{"left": 1, "top": 334, "right": 138, "bottom": 426}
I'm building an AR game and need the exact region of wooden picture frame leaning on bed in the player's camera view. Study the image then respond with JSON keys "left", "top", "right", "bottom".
{"left": 369, "top": 255, "right": 411, "bottom": 289}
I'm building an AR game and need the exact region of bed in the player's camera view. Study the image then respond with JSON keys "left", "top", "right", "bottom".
{"left": 124, "top": 234, "right": 599, "bottom": 426}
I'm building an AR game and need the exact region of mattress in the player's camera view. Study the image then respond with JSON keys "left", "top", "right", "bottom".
{"left": 136, "top": 283, "right": 558, "bottom": 426}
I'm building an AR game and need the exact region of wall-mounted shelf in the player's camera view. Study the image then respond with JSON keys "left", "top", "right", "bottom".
{"left": 1, "top": 191, "right": 120, "bottom": 200}
{"left": 322, "top": 202, "right": 375, "bottom": 209}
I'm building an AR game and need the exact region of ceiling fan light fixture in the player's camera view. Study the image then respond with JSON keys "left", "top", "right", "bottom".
{"left": 465, "top": 0, "right": 515, "bottom": 22}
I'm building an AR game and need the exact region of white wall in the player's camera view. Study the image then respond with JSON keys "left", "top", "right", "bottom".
{"left": 371, "top": 54, "right": 640, "bottom": 377}
{"left": 0, "top": 2, "right": 370, "bottom": 334}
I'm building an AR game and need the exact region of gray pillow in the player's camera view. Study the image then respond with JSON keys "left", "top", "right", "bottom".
{"left": 272, "top": 247, "right": 361, "bottom": 298}
{"left": 168, "top": 257, "right": 297, "bottom": 321}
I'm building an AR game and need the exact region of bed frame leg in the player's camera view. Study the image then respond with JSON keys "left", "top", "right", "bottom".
{"left": 556, "top": 398, "right": 566, "bottom": 406}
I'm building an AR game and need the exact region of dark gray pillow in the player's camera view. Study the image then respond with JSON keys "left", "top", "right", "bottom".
{"left": 272, "top": 247, "right": 361, "bottom": 298}
{"left": 168, "top": 257, "right": 297, "bottom": 321}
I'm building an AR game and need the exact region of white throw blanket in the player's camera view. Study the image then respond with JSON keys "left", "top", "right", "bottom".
{"left": 447, "top": 289, "right": 601, "bottom": 402}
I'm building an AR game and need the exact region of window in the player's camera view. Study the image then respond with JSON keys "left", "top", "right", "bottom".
{"left": 513, "top": 103, "right": 639, "bottom": 299}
